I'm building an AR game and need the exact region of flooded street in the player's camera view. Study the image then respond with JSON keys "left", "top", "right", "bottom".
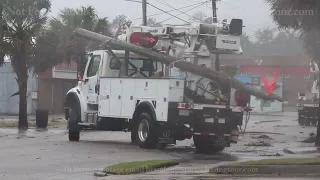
{"left": 0, "top": 112, "right": 318, "bottom": 180}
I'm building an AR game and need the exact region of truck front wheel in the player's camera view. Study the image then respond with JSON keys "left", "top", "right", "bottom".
{"left": 68, "top": 106, "right": 80, "bottom": 141}
{"left": 132, "top": 112, "right": 157, "bottom": 149}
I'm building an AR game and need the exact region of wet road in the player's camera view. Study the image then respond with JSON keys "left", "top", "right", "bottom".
{"left": 0, "top": 112, "right": 318, "bottom": 180}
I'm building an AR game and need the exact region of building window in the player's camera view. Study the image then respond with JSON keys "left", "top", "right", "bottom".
{"left": 304, "top": 74, "right": 310, "bottom": 79}
{"left": 283, "top": 73, "right": 290, "bottom": 78}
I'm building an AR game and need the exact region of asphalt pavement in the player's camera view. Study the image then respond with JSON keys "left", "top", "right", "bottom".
{"left": 0, "top": 112, "right": 319, "bottom": 180}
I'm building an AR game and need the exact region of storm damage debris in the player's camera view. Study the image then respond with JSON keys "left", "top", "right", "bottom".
{"left": 301, "top": 133, "right": 316, "bottom": 143}
{"left": 252, "top": 135, "right": 274, "bottom": 140}
{"left": 244, "top": 140, "right": 271, "bottom": 147}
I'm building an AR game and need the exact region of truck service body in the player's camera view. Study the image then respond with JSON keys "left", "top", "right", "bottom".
{"left": 64, "top": 19, "right": 250, "bottom": 153}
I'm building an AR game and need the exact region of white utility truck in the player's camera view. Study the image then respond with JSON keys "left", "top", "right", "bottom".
{"left": 64, "top": 19, "right": 250, "bottom": 153}
{"left": 297, "top": 61, "right": 319, "bottom": 126}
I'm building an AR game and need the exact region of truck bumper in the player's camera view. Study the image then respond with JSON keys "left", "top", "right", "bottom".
{"left": 168, "top": 102, "right": 244, "bottom": 126}
{"left": 166, "top": 102, "right": 243, "bottom": 144}
{"left": 298, "top": 106, "right": 319, "bottom": 119}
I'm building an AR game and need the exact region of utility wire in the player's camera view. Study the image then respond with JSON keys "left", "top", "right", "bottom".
{"left": 146, "top": 2, "right": 190, "bottom": 23}
{"left": 129, "top": 1, "right": 207, "bottom": 21}
{"left": 154, "top": 0, "right": 205, "bottom": 22}
{"left": 157, "top": 2, "right": 207, "bottom": 24}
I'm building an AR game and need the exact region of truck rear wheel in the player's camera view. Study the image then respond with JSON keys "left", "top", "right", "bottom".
{"left": 298, "top": 118, "right": 304, "bottom": 126}
{"left": 132, "top": 112, "right": 157, "bottom": 149}
{"left": 311, "top": 119, "right": 318, "bottom": 126}
{"left": 68, "top": 106, "right": 80, "bottom": 141}
{"left": 193, "top": 124, "right": 225, "bottom": 154}
{"left": 193, "top": 136, "right": 225, "bottom": 154}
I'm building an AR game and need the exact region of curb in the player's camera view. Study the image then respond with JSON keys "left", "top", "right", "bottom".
{"left": 209, "top": 165, "right": 320, "bottom": 175}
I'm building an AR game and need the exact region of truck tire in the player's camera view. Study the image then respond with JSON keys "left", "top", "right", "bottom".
{"left": 132, "top": 112, "right": 157, "bottom": 149}
{"left": 68, "top": 106, "right": 80, "bottom": 141}
{"left": 305, "top": 119, "right": 311, "bottom": 126}
{"left": 193, "top": 123, "right": 225, "bottom": 154}
{"left": 298, "top": 118, "right": 304, "bottom": 126}
{"left": 311, "top": 119, "right": 318, "bottom": 126}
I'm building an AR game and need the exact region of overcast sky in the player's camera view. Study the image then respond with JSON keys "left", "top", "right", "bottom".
{"left": 49, "top": 0, "right": 277, "bottom": 38}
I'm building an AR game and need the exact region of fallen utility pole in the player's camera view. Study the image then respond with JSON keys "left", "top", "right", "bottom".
{"left": 73, "top": 28, "right": 283, "bottom": 102}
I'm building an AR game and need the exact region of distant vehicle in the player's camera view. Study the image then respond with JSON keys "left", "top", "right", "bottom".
{"left": 297, "top": 61, "right": 319, "bottom": 126}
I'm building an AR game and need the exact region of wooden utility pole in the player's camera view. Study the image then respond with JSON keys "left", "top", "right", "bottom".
{"left": 212, "top": 0, "right": 220, "bottom": 70}
{"left": 142, "top": 0, "right": 147, "bottom": 25}
{"left": 212, "top": 0, "right": 217, "bottom": 23}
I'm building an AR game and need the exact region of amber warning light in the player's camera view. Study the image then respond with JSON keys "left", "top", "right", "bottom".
{"left": 129, "top": 32, "right": 158, "bottom": 48}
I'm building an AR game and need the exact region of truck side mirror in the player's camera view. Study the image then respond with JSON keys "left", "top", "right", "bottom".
{"left": 229, "top": 19, "right": 243, "bottom": 36}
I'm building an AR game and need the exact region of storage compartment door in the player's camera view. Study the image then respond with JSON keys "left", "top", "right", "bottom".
{"left": 121, "top": 79, "right": 135, "bottom": 117}
{"left": 109, "top": 79, "right": 123, "bottom": 116}
{"left": 98, "top": 78, "right": 111, "bottom": 116}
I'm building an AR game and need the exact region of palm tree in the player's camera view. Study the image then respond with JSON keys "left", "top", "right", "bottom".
{"left": 0, "top": 0, "right": 51, "bottom": 129}
{"left": 266, "top": 0, "right": 320, "bottom": 146}
{"left": 48, "top": 5, "right": 111, "bottom": 76}
{"left": 266, "top": 0, "right": 320, "bottom": 61}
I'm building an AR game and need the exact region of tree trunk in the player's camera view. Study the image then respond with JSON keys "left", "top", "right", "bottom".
{"left": 17, "top": 72, "right": 28, "bottom": 130}
{"left": 74, "top": 28, "right": 283, "bottom": 102}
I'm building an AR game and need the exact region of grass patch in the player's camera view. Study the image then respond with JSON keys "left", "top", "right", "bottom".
{"left": 0, "top": 121, "right": 67, "bottom": 128}
{"left": 230, "top": 158, "right": 320, "bottom": 166}
{"left": 103, "top": 160, "right": 179, "bottom": 175}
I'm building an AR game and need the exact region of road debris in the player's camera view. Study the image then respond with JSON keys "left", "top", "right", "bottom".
{"left": 301, "top": 133, "right": 316, "bottom": 143}
{"left": 252, "top": 135, "right": 274, "bottom": 140}
{"left": 254, "top": 120, "right": 281, "bottom": 124}
{"left": 94, "top": 171, "right": 108, "bottom": 177}
{"left": 260, "top": 153, "right": 282, "bottom": 157}
{"left": 245, "top": 140, "right": 271, "bottom": 147}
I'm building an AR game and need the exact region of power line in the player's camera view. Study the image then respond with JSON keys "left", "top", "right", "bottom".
{"left": 130, "top": 1, "right": 207, "bottom": 21}
{"left": 157, "top": 2, "right": 207, "bottom": 24}
{"left": 154, "top": 0, "right": 204, "bottom": 22}
{"left": 146, "top": 2, "right": 190, "bottom": 23}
